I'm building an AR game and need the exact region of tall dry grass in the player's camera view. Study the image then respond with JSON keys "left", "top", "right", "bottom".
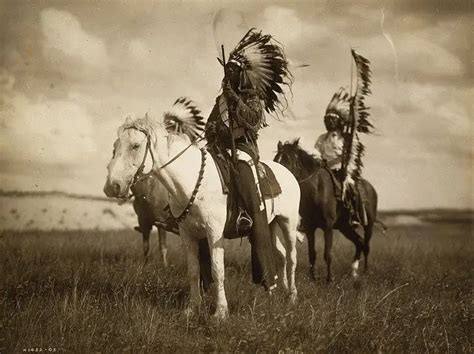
{"left": 1, "top": 223, "right": 472, "bottom": 352}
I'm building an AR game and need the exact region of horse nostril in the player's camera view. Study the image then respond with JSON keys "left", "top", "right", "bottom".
{"left": 112, "top": 182, "right": 121, "bottom": 196}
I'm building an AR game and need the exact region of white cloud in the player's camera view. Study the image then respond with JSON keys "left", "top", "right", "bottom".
{"left": 1, "top": 75, "right": 98, "bottom": 165}
{"left": 0, "top": 68, "right": 15, "bottom": 91}
{"left": 261, "top": 6, "right": 307, "bottom": 43}
{"left": 40, "top": 8, "right": 109, "bottom": 71}
{"left": 396, "top": 34, "right": 464, "bottom": 78}
{"left": 259, "top": 5, "right": 331, "bottom": 48}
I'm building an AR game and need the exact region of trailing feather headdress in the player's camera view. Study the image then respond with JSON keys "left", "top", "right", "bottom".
{"left": 226, "top": 28, "right": 293, "bottom": 115}
{"left": 342, "top": 50, "right": 373, "bottom": 186}
{"left": 324, "top": 87, "right": 351, "bottom": 127}
{"left": 163, "top": 97, "right": 205, "bottom": 141}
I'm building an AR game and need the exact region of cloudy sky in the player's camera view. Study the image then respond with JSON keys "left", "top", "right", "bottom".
{"left": 0, "top": 0, "right": 472, "bottom": 210}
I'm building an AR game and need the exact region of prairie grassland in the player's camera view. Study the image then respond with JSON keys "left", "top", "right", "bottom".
{"left": 1, "top": 223, "right": 472, "bottom": 352}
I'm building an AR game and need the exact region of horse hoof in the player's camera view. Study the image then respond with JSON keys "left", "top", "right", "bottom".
{"left": 351, "top": 260, "right": 360, "bottom": 279}
{"left": 184, "top": 307, "right": 194, "bottom": 317}
{"left": 211, "top": 307, "right": 229, "bottom": 322}
{"left": 184, "top": 304, "right": 200, "bottom": 318}
{"left": 309, "top": 268, "right": 316, "bottom": 282}
{"left": 288, "top": 292, "right": 298, "bottom": 305}
{"left": 353, "top": 278, "right": 362, "bottom": 290}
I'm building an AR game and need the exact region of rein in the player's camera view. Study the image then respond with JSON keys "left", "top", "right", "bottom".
{"left": 170, "top": 147, "right": 207, "bottom": 222}
{"left": 298, "top": 170, "right": 318, "bottom": 184}
{"left": 129, "top": 127, "right": 203, "bottom": 188}
{"left": 124, "top": 127, "right": 207, "bottom": 224}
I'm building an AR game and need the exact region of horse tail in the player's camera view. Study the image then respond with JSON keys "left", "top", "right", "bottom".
{"left": 374, "top": 219, "right": 388, "bottom": 234}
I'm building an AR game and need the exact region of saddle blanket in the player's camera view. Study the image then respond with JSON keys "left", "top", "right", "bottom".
{"left": 211, "top": 149, "right": 282, "bottom": 198}
{"left": 209, "top": 148, "right": 281, "bottom": 239}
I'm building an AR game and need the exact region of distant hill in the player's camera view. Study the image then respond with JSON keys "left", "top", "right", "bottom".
{"left": 0, "top": 191, "right": 137, "bottom": 231}
{"left": 378, "top": 209, "right": 473, "bottom": 225}
{"left": 0, "top": 190, "right": 472, "bottom": 231}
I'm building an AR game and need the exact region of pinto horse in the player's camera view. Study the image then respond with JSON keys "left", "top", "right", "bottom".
{"left": 104, "top": 115, "right": 301, "bottom": 320}
{"left": 274, "top": 139, "right": 379, "bottom": 282}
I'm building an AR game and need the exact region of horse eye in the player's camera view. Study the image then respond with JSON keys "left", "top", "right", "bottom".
{"left": 131, "top": 143, "right": 140, "bottom": 150}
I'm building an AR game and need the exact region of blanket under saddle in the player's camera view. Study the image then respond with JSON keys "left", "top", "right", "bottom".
{"left": 209, "top": 148, "right": 282, "bottom": 239}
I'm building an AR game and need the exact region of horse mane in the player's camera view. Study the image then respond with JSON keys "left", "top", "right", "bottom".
{"left": 284, "top": 139, "right": 320, "bottom": 172}
{"left": 117, "top": 114, "right": 191, "bottom": 146}
{"left": 118, "top": 115, "right": 157, "bottom": 139}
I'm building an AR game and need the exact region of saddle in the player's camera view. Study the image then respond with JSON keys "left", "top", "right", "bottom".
{"left": 324, "top": 167, "right": 343, "bottom": 201}
{"left": 209, "top": 148, "right": 282, "bottom": 239}
{"left": 325, "top": 167, "right": 369, "bottom": 225}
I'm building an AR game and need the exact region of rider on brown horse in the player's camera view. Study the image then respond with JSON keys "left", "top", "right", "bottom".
{"left": 315, "top": 87, "right": 362, "bottom": 225}
{"left": 205, "top": 29, "right": 292, "bottom": 291}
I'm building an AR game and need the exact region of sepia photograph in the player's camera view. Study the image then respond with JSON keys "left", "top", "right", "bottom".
{"left": 0, "top": 0, "right": 472, "bottom": 352}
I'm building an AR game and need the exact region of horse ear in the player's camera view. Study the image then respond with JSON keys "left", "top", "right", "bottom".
{"left": 125, "top": 115, "right": 132, "bottom": 124}
{"left": 277, "top": 141, "right": 283, "bottom": 150}
{"left": 293, "top": 138, "right": 300, "bottom": 146}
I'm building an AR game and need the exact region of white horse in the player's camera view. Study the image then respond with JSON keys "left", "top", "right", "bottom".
{"left": 104, "top": 115, "right": 301, "bottom": 320}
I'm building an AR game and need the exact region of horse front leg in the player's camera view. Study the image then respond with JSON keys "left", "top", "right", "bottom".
{"left": 363, "top": 224, "right": 373, "bottom": 273}
{"left": 157, "top": 228, "right": 168, "bottom": 267}
{"left": 209, "top": 237, "right": 228, "bottom": 320}
{"left": 306, "top": 228, "right": 317, "bottom": 281}
{"left": 140, "top": 226, "right": 151, "bottom": 262}
{"left": 323, "top": 228, "right": 334, "bottom": 283}
{"left": 182, "top": 236, "right": 201, "bottom": 316}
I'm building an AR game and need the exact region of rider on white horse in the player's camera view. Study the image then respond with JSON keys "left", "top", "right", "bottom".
{"left": 206, "top": 29, "right": 293, "bottom": 291}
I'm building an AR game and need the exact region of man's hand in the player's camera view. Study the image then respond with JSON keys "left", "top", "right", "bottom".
{"left": 223, "top": 80, "right": 239, "bottom": 104}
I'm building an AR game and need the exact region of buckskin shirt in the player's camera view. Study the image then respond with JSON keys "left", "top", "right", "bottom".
{"left": 315, "top": 130, "right": 344, "bottom": 169}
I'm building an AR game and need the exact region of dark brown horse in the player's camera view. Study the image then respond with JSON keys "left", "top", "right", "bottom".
{"left": 274, "top": 139, "right": 381, "bottom": 282}
{"left": 131, "top": 175, "right": 169, "bottom": 264}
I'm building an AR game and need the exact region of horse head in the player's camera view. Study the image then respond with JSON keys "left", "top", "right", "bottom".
{"left": 103, "top": 115, "right": 159, "bottom": 199}
{"left": 104, "top": 97, "right": 204, "bottom": 199}
{"left": 273, "top": 138, "right": 319, "bottom": 181}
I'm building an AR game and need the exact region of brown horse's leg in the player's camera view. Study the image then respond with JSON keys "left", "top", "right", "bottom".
{"left": 141, "top": 227, "right": 152, "bottom": 261}
{"left": 339, "top": 224, "right": 364, "bottom": 277}
{"left": 306, "top": 229, "right": 317, "bottom": 281}
{"left": 363, "top": 224, "right": 373, "bottom": 272}
{"left": 158, "top": 228, "right": 168, "bottom": 267}
{"left": 323, "top": 228, "right": 333, "bottom": 283}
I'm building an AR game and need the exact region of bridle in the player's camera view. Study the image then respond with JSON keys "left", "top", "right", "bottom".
{"left": 276, "top": 150, "right": 317, "bottom": 185}
{"left": 297, "top": 170, "right": 318, "bottom": 185}
{"left": 121, "top": 126, "right": 207, "bottom": 224}
{"left": 129, "top": 128, "right": 155, "bottom": 188}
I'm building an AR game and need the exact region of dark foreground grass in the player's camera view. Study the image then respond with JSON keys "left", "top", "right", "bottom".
{"left": 1, "top": 223, "right": 472, "bottom": 352}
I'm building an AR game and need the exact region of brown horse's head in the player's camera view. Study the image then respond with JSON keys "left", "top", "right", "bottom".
{"left": 274, "top": 139, "right": 319, "bottom": 180}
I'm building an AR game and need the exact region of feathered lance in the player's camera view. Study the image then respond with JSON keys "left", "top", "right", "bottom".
{"left": 343, "top": 50, "right": 354, "bottom": 181}
{"left": 221, "top": 44, "right": 238, "bottom": 165}
{"left": 221, "top": 44, "right": 251, "bottom": 229}
{"left": 342, "top": 49, "right": 373, "bottom": 186}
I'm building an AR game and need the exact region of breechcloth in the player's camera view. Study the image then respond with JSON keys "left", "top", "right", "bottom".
{"left": 233, "top": 160, "right": 278, "bottom": 290}
{"left": 208, "top": 144, "right": 279, "bottom": 290}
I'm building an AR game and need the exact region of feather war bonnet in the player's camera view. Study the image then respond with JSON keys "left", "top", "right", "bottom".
{"left": 226, "top": 28, "right": 293, "bottom": 115}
